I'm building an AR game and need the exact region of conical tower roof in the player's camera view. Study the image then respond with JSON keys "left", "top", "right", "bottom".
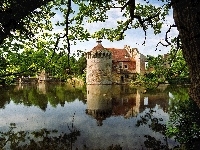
{"left": 92, "top": 40, "right": 105, "bottom": 51}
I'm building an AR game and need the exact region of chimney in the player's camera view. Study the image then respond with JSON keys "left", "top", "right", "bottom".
{"left": 96, "top": 40, "right": 102, "bottom": 44}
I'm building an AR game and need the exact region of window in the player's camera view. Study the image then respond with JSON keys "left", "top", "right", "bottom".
{"left": 124, "top": 65, "right": 128, "bottom": 69}
{"left": 125, "top": 74, "right": 129, "bottom": 78}
{"left": 119, "top": 62, "right": 123, "bottom": 68}
{"left": 145, "top": 62, "right": 148, "bottom": 70}
{"left": 144, "top": 97, "right": 148, "bottom": 105}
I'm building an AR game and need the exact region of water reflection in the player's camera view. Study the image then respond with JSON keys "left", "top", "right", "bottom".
{"left": 86, "top": 85, "right": 112, "bottom": 126}
{"left": 1, "top": 121, "right": 80, "bottom": 150}
{"left": 86, "top": 85, "right": 169, "bottom": 126}
{"left": 167, "top": 87, "right": 200, "bottom": 149}
{"left": 0, "top": 83, "right": 200, "bottom": 149}
{"left": 7, "top": 83, "right": 86, "bottom": 110}
{"left": 0, "top": 86, "right": 11, "bottom": 109}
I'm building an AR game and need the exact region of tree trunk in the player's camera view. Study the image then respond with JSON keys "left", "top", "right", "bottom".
{"left": 172, "top": 0, "right": 200, "bottom": 106}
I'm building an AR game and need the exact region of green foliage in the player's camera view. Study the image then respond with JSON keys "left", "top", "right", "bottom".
{"left": 166, "top": 87, "right": 200, "bottom": 149}
{"left": 133, "top": 73, "right": 160, "bottom": 89}
{"left": 0, "top": 0, "right": 174, "bottom": 84}
{"left": 167, "top": 42, "right": 189, "bottom": 83}
{"left": 133, "top": 38, "right": 189, "bottom": 88}
{"left": 8, "top": 83, "right": 86, "bottom": 109}
{"left": 132, "top": 54, "right": 168, "bottom": 89}
{"left": 0, "top": 34, "right": 87, "bottom": 82}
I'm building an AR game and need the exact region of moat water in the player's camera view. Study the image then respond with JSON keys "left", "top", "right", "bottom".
{"left": 0, "top": 83, "right": 200, "bottom": 149}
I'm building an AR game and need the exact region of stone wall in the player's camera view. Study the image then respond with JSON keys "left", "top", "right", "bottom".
{"left": 135, "top": 53, "right": 146, "bottom": 75}
{"left": 163, "top": 53, "right": 170, "bottom": 68}
{"left": 86, "top": 50, "right": 112, "bottom": 84}
{"left": 124, "top": 46, "right": 146, "bottom": 75}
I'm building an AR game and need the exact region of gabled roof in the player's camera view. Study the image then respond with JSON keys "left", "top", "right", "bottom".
{"left": 106, "top": 48, "right": 134, "bottom": 62}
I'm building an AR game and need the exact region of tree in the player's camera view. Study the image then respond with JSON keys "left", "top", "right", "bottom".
{"left": 172, "top": 1, "right": 200, "bottom": 104}
{"left": 133, "top": 44, "right": 189, "bottom": 89}
{"left": 167, "top": 40, "right": 189, "bottom": 83}
{"left": 0, "top": 0, "right": 200, "bottom": 103}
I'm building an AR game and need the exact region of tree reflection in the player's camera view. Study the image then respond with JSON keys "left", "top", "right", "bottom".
{"left": 4, "top": 83, "right": 86, "bottom": 110}
{"left": 135, "top": 108, "right": 172, "bottom": 149}
{"left": 167, "top": 87, "right": 200, "bottom": 149}
{"left": 135, "top": 86, "right": 200, "bottom": 149}
{"left": 0, "top": 120, "right": 80, "bottom": 150}
{"left": 0, "top": 86, "right": 11, "bottom": 108}
{"left": 0, "top": 123, "right": 123, "bottom": 150}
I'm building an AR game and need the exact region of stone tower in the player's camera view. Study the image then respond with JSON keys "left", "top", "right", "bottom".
{"left": 86, "top": 41, "right": 112, "bottom": 84}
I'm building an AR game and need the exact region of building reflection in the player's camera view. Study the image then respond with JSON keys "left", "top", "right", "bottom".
{"left": 86, "top": 85, "right": 169, "bottom": 125}
{"left": 37, "top": 82, "right": 47, "bottom": 94}
{"left": 86, "top": 85, "right": 113, "bottom": 126}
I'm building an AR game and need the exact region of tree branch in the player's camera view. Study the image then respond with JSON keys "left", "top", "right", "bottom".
{"left": 0, "top": 0, "right": 53, "bottom": 45}
{"left": 66, "top": 0, "right": 71, "bottom": 73}
{"left": 119, "top": 0, "right": 161, "bottom": 45}
{"left": 155, "top": 24, "right": 177, "bottom": 51}
{"left": 49, "top": 0, "right": 71, "bottom": 73}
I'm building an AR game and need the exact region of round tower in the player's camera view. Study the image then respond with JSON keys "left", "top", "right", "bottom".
{"left": 86, "top": 40, "right": 112, "bottom": 85}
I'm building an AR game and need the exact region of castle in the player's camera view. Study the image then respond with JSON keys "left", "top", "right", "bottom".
{"left": 86, "top": 41, "right": 148, "bottom": 84}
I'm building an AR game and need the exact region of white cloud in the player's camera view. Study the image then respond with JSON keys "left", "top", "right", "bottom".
{"left": 82, "top": 7, "right": 126, "bottom": 34}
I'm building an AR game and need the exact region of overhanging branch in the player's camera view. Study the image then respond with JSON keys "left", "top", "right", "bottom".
{"left": 66, "top": 0, "right": 71, "bottom": 73}
{"left": 155, "top": 24, "right": 177, "bottom": 51}
{"left": 50, "top": 0, "right": 71, "bottom": 73}
{"left": 117, "top": 0, "right": 161, "bottom": 44}
{"left": 0, "top": 0, "right": 53, "bottom": 45}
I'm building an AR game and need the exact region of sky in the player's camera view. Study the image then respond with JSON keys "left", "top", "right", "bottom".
{"left": 51, "top": 0, "right": 179, "bottom": 57}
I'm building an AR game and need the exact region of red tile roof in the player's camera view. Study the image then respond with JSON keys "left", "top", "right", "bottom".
{"left": 107, "top": 48, "right": 132, "bottom": 62}
{"left": 91, "top": 42, "right": 136, "bottom": 62}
